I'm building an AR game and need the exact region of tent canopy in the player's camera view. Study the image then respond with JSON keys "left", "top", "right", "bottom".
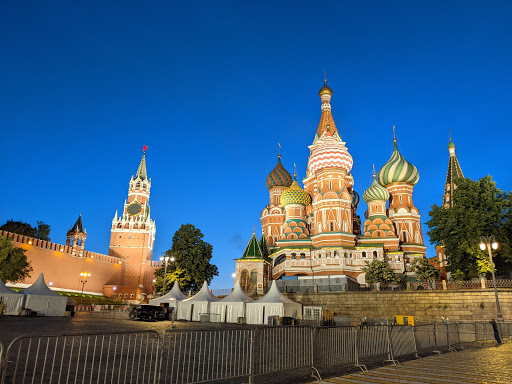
{"left": 250, "top": 281, "right": 297, "bottom": 304}
{"left": 149, "top": 282, "right": 186, "bottom": 305}
{"left": 0, "top": 279, "right": 23, "bottom": 295}
{"left": 20, "top": 274, "right": 62, "bottom": 296}
{"left": 183, "top": 281, "right": 219, "bottom": 303}
{"left": 219, "top": 281, "right": 253, "bottom": 303}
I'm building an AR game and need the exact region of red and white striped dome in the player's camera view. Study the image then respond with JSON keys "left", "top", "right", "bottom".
{"left": 307, "top": 134, "right": 353, "bottom": 174}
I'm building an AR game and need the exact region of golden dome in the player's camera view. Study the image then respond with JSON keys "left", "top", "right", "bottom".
{"left": 319, "top": 79, "right": 333, "bottom": 97}
{"left": 280, "top": 180, "right": 311, "bottom": 206}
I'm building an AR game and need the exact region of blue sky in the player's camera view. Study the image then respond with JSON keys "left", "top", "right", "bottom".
{"left": 1, "top": 1, "right": 511, "bottom": 289}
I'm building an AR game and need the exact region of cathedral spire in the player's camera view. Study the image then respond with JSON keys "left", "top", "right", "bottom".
{"left": 443, "top": 138, "right": 464, "bottom": 208}
{"left": 134, "top": 146, "right": 148, "bottom": 180}
{"left": 316, "top": 78, "right": 339, "bottom": 139}
{"left": 69, "top": 213, "right": 84, "bottom": 233}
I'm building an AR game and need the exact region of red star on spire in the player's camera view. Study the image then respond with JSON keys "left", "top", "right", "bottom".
{"left": 143, "top": 145, "right": 148, "bottom": 152}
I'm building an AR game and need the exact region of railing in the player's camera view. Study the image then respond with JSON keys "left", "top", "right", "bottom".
{"left": 1, "top": 323, "right": 511, "bottom": 384}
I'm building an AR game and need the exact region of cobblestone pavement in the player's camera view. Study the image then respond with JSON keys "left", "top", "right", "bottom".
{"left": 320, "top": 342, "right": 512, "bottom": 384}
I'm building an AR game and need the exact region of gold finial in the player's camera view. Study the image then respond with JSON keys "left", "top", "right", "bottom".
{"left": 372, "top": 164, "right": 376, "bottom": 180}
{"left": 293, "top": 163, "right": 297, "bottom": 180}
{"left": 324, "top": 69, "right": 327, "bottom": 84}
{"left": 392, "top": 125, "right": 397, "bottom": 147}
{"left": 278, "top": 142, "right": 281, "bottom": 159}
{"left": 449, "top": 129, "right": 452, "bottom": 142}
{"left": 253, "top": 224, "right": 255, "bottom": 234}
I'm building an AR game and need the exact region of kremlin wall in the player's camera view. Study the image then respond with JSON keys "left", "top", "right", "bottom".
{"left": 4, "top": 149, "right": 161, "bottom": 303}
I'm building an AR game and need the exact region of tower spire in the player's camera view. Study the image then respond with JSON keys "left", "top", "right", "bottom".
{"left": 316, "top": 78, "right": 338, "bottom": 139}
{"left": 134, "top": 146, "right": 148, "bottom": 180}
{"left": 393, "top": 125, "right": 397, "bottom": 147}
{"left": 278, "top": 142, "right": 281, "bottom": 159}
{"left": 443, "top": 138, "right": 464, "bottom": 208}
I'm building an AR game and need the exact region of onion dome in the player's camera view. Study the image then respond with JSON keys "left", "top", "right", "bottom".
{"left": 280, "top": 179, "right": 311, "bottom": 206}
{"left": 351, "top": 189, "right": 360, "bottom": 208}
{"left": 377, "top": 141, "right": 419, "bottom": 186}
{"left": 319, "top": 79, "right": 333, "bottom": 97}
{"left": 266, "top": 156, "right": 293, "bottom": 190}
{"left": 307, "top": 133, "right": 353, "bottom": 174}
{"left": 448, "top": 139, "right": 455, "bottom": 149}
{"left": 363, "top": 178, "right": 390, "bottom": 202}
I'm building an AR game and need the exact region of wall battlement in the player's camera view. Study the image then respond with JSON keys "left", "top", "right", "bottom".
{"left": 1, "top": 230, "right": 123, "bottom": 265}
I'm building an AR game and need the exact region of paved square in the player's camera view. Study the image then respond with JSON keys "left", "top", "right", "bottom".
{"left": 323, "top": 342, "right": 512, "bottom": 384}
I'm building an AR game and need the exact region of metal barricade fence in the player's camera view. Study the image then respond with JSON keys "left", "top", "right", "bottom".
{"left": 356, "top": 326, "right": 390, "bottom": 362}
{"left": 314, "top": 327, "right": 357, "bottom": 368}
{"left": 254, "top": 326, "right": 313, "bottom": 376}
{"left": 158, "top": 328, "right": 253, "bottom": 384}
{"left": 414, "top": 325, "right": 435, "bottom": 352}
{"left": 434, "top": 323, "right": 448, "bottom": 351}
{"left": 457, "top": 323, "right": 476, "bottom": 343}
{"left": 1, "top": 331, "right": 160, "bottom": 384}
{"left": 0, "top": 342, "right": 4, "bottom": 380}
{"left": 446, "top": 324, "right": 459, "bottom": 350}
{"left": 389, "top": 326, "right": 416, "bottom": 358}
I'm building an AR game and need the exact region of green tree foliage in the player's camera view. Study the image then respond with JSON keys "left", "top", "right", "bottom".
{"left": 0, "top": 235, "right": 33, "bottom": 283}
{"left": 362, "top": 259, "right": 400, "bottom": 284}
{"left": 154, "top": 224, "right": 219, "bottom": 293}
{"left": 413, "top": 258, "right": 440, "bottom": 282}
{"left": 0, "top": 220, "right": 51, "bottom": 241}
{"left": 413, "top": 258, "right": 440, "bottom": 288}
{"left": 427, "top": 176, "right": 512, "bottom": 278}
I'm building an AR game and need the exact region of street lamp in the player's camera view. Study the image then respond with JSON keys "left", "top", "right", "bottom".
{"left": 79, "top": 272, "right": 91, "bottom": 305}
{"left": 160, "top": 254, "right": 175, "bottom": 295}
{"left": 480, "top": 236, "right": 502, "bottom": 321}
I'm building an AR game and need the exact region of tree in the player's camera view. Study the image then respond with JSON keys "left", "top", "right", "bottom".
{"left": 412, "top": 258, "right": 440, "bottom": 288}
{"left": 362, "top": 260, "right": 400, "bottom": 285}
{"left": 154, "top": 224, "right": 219, "bottom": 292}
{"left": 427, "top": 176, "right": 512, "bottom": 279}
{"left": 0, "top": 220, "right": 51, "bottom": 241}
{"left": 0, "top": 235, "right": 33, "bottom": 283}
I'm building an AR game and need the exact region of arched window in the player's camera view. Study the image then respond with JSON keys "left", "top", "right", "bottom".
{"left": 362, "top": 252, "right": 367, "bottom": 258}
{"left": 403, "top": 232, "right": 407, "bottom": 242}
{"left": 300, "top": 253, "right": 306, "bottom": 260}
{"left": 329, "top": 180, "right": 332, "bottom": 190}
{"left": 399, "top": 195, "right": 402, "bottom": 204}
{"left": 330, "top": 222, "right": 334, "bottom": 231}
{"left": 291, "top": 253, "right": 296, "bottom": 260}
{"left": 326, "top": 251, "right": 331, "bottom": 258}
{"left": 241, "top": 270, "right": 250, "bottom": 292}
{"left": 373, "top": 251, "right": 378, "bottom": 258}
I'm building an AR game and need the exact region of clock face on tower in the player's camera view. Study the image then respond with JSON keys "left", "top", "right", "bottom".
{"left": 127, "top": 202, "right": 142, "bottom": 216}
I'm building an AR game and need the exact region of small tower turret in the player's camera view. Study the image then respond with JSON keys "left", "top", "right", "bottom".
{"left": 443, "top": 138, "right": 464, "bottom": 208}
{"left": 66, "top": 213, "right": 87, "bottom": 257}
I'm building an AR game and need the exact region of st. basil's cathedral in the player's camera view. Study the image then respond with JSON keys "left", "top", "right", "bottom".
{"left": 235, "top": 81, "right": 427, "bottom": 293}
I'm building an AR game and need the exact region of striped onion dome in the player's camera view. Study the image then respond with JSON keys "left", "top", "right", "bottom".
{"left": 377, "top": 142, "right": 419, "bottom": 186}
{"left": 307, "top": 134, "right": 353, "bottom": 175}
{"left": 351, "top": 189, "right": 360, "bottom": 208}
{"left": 363, "top": 178, "right": 390, "bottom": 202}
{"left": 266, "top": 157, "right": 293, "bottom": 190}
{"left": 280, "top": 179, "right": 311, "bottom": 206}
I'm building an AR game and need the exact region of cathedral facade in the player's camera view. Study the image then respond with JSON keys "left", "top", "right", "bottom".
{"left": 3, "top": 150, "right": 159, "bottom": 303}
{"left": 235, "top": 81, "right": 427, "bottom": 293}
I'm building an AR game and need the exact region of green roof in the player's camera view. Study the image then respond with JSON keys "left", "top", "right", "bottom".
{"left": 259, "top": 233, "right": 269, "bottom": 257}
{"left": 241, "top": 231, "right": 263, "bottom": 259}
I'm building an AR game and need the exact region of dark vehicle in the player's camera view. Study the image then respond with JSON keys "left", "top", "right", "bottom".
{"left": 129, "top": 305, "right": 165, "bottom": 321}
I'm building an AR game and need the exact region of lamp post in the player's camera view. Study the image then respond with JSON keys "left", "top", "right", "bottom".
{"left": 480, "top": 236, "right": 503, "bottom": 321}
{"left": 159, "top": 254, "right": 175, "bottom": 295}
{"left": 79, "top": 272, "right": 91, "bottom": 305}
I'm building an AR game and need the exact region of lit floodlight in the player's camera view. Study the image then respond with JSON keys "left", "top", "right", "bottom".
{"left": 480, "top": 243, "right": 486, "bottom": 251}
{"left": 492, "top": 242, "right": 498, "bottom": 250}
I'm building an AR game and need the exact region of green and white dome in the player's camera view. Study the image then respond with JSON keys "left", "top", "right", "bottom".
{"left": 363, "top": 178, "right": 390, "bottom": 202}
{"left": 377, "top": 142, "right": 419, "bottom": 186}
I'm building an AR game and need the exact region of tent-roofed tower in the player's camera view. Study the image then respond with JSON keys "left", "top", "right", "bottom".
{"left": 304, "top": 80, "right": 356, "bottom": 248}
{"left": 234, "top": 229, "right": 272, "bottom": 295}
{"left": 108, "top": 146, "right": 156, "bottom": 301}
{"left": 66, "top": 213, "right": 87, "bottom": 257}
{"left": 443, "top": 139, "right": 464, "bottom": 209}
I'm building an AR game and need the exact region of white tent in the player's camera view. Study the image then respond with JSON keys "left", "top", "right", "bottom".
{"left": 245, "top": 281, "right": 302, "bottom": 325}
{"left": 0, "top": 279, "right": 24, "bottom": 316}
{"left": 149, "top": 282, "right": 186, "bottom": 307}
{"left": 210, "top": 281, "right": 253, "bottom": 323}
{"left": 20, "top": 273, "right": 67, "bottom": 316}
{"left": 176, "top": 281, "right": 219, "bottom": 321}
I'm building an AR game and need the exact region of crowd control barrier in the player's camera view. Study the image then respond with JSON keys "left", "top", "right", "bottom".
{"left": 1, "top": 322, "right": 511, "bottom": 384}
